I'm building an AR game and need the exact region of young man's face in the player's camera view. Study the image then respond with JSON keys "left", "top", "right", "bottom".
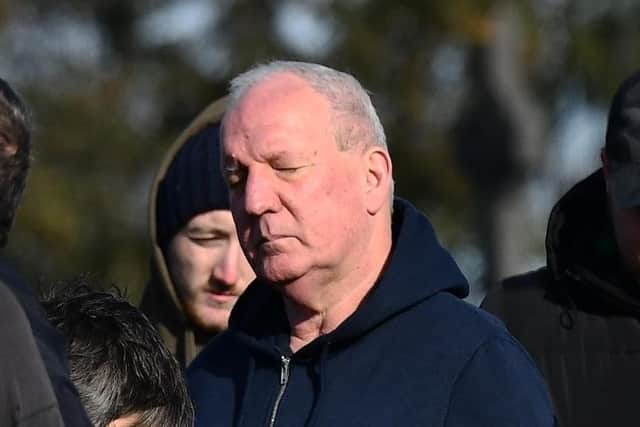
{"left": 166, "top": 209, "right": 255, "bottom": 333}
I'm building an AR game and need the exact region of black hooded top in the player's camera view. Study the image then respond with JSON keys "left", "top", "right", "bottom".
{"left": 188, "top": 198, "right": 555, "bottom": 427}
{"left": 482, "top": 169, "right": 640, "bottom": 427}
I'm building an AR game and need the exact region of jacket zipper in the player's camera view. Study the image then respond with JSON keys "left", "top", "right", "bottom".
{"left": 268, "top": 355, "right": 291, "bottom": 427}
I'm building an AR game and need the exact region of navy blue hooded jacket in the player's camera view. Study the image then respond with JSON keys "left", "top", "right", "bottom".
{"left": 187, "top": 199, "right": 556, "bottom": 426}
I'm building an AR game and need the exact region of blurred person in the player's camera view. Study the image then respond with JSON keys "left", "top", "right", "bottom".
{"left": 0, "top": 283, "right": 63, "bottom": 426}
{"left": 0, "top": 77, "right": 92, "bottom": 426}
{"left": 140, "top": 97, "right": 255, "bottom": 368}
{"left": 42, "top": 283, "right": 194, "bottom": 427}
{"left": 482, "top": 70, "right": 640, "bottom": 426}
{"left": 187, "top": 60, "right": 556, "bottom": 426}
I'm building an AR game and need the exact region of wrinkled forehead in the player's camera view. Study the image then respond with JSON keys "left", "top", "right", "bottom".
{"left": 222, "top": 75, "right": 334, "bottom": 155}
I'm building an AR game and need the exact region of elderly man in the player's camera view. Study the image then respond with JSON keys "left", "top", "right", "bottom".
{"left": 187, "top": 61, "right": 555, "bottom": 426}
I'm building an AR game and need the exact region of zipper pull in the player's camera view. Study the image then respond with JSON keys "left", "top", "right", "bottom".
{"left": 280, "top": 355, "right": 290, "bottom": 385}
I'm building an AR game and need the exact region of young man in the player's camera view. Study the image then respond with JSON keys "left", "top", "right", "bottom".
{"left": 141, "top": 98, "right": 254, "bottom": 368}
{"left": 42, "top": 284, "right": 194, "bottom": 427}
{"left": 187, "top": 61, "right": 556, "bottom": 426}
{"left": 482, "top": 70, "right": 640, "bottom": 426}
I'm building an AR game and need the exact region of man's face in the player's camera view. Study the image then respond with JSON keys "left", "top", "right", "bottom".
{"left": 222, "top": 74, "right": 372, "bottom": 296}
{"left": 166, "top": 209, "right": 255, "bottom": 333}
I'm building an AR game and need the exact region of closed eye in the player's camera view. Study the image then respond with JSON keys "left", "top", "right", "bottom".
{"left": 273, "top": 164, "right": 313, "bottom": 176}
{"left": 190, "top": 236, "right": 227, "bottom": 248}
{"left": 274, "top": 166, "right": 301, "bottom": 173}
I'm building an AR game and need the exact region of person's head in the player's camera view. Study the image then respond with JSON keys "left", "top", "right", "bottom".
{"left": 156, "top": 124, "right": 254, "bottom": 333}
{"left": 41, "top": 284, "right": 194, "bottom": 427}
{"left": 0, "top": 78, "right": 31, "bottom": 247}
{"left": 602, "top": 70, "right": 640, "bottom": 283}
{"left": 221, "top": 61, "right": 394, "bottom": 303}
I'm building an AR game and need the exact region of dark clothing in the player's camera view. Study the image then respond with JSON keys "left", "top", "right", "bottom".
{"left": 482, "top": 169, "right": 640, "bottom": 427}
{"left": 0, "top": 283, "right": 63, "bottom": 426}
{"left": 141, "top": 97, "right": 228, "bottom": 368}
{"left": 0, "top": 259, "right": 92, "bottom": 427}
{"left": 188, "top": 199, "right": 555, "bottom": 426}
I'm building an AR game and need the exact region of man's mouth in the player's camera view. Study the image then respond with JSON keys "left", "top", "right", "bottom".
{"left": 205, "top": 291, "right": 238, "bottom": 304}
{"left": 259, "top": 235, "right": 290, "bottom": 254}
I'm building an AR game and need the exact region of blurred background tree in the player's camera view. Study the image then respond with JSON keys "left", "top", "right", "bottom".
{"left": 1, "top": 0, "right": 639, "bottom": 304}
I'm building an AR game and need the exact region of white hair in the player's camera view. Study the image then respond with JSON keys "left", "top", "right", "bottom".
{"left": 226, "top": 60, "right": 387, "bottom": 151}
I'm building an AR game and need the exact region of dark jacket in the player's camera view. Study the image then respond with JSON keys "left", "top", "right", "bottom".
{"left": 140, "top": 97, "right": 227, "bottom": 368}
{"left": 0, "top": 259, "right": 92, "bottom": 427}
{"left": 188, "top": 199, "right": 555, "bottom": 427}
{"left": 0, "top": 282, "right": 63, "bottom": 426}
{"left": 482, "top": 169, "right": 640, "bottom": 427}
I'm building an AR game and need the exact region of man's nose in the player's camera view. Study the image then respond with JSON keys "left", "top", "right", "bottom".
{"left": 243, "top": 168, "right": 278, "bottom": 216}
{"left": 212, "top": 242, "right": 244, "bottom": 286}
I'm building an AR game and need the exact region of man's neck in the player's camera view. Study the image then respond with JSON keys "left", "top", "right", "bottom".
{"left": 284, "top": 273, "right": 377, "bottom": 353}
{"left": 284, "top": 246, "right": 392, "bottom": 353}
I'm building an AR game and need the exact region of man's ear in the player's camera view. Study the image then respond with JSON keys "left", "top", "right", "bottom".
{"left": 363, "top": 146, "right": 392, "bottom": 215}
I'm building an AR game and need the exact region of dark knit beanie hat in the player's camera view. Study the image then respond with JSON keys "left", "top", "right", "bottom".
{"left": 156, "top": 124, "right": 229, "bottom": 249}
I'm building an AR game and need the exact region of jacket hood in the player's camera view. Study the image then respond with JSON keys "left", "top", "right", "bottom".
{"left": 546, "top": 168, "right": 640, "bottom": 312}
{"left": 140, "top": 96, "right": 228, "bottom": 367}
{"left": 228, "top": 198, "right": 469, "bottom": 356}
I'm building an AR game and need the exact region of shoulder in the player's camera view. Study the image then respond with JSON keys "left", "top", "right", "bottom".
{"left": 0, "top": 284, "right": 65, "bottom": 426}
{"left": 445, "top": 332, "right": 556, "bottom": 426}
{"left": 187, "top": 330, "right": 251, "bottom": 389}
{"left": 422, "top": 292, "right": 508, "bottom": 338}
{"left": 410, "top": 293, "right": 555, "bottom": 418}
{"left": 481, "top": 268, "right": 558, "bottom": 317}
{"left": 0, "top": 259, "right": 37, "bottom": 310}
{"left": 0, "top": 282, "right": 22, "bottom": 316}
{"left": 0, "top": 262, "right": 70, "bottom": 371}
{"left": 404, "top": 292, "right": 518, "bottom": 362}
{"left": 0, "top": 283, "right": 33, "bottom": 341}
{"left": 428, "top": 294, "right": 557, "bottom": 425}
{"left": 487, "top": 268, "right": 551, "bottom": 300}
{"left": 480, "top": 268, "right": 567, "bottom": 339}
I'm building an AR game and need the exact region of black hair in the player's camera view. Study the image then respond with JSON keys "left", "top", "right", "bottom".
{"left": 41, "top": 283, "right": 194, "bottom": 427}
{"left": 0, "top": 78, "right": 31, "bottom": 246}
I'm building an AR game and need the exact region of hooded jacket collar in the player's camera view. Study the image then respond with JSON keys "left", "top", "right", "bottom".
{"left": 546, "top": 168, "right": 640, "bottom": 313}
{"left": 228, "top": 198, "right": 469, "bottom": 357}
{"left": 140, "top": 97, "right": 228, "bottom": 367}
